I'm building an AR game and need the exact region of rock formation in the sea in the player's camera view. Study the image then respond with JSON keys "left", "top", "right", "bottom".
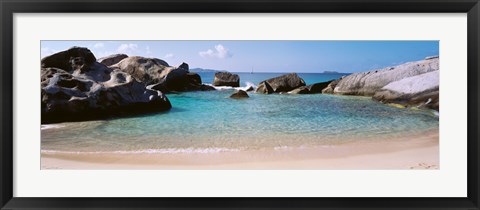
{"left": 213, "top": 72, "right": 240, "bottom": 87}
{"left": 230, "top": 90, "right": 249, "bottom": 99}
{"left": 245, "top": 86, "right": 255, "bottom": 92}
{"left": 97, "top": 54, "right": 128, "bottom": 66}
{"left": 41, "top": 47, "right": 171, "bottom": 123}
{"left": 288, "top": 80, "right": 332, "bottom": 94}
{"left": 321, "top": 78, "right": 342, "bottom": 94}
{"left": 112, "top": 57, "right": 214, "bottom": 92}
{"left": 321, "top": 56, "right": 439, "bottom": 109}
{"left": 256, "top": 73, "right": 306, "bottom": 94}
{"left": 330, "top": 57, "right": 439, "bottom": 96}
{"left": 373, "top": 70, "right": 439, "bottom": 110}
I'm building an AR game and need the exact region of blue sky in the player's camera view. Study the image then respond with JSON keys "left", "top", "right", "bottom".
{"left": 41, "top": 41, "right": 438, "bottom": 73}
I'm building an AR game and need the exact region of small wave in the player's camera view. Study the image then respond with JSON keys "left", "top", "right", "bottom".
{"left": 41, "top": 147, "right": 242, "bottom": 154}
{"left": 205, "top": 81, "right": 256, "bottom": 92}
{"left": 41, "top": 124, "right": 65, "bottom": 130}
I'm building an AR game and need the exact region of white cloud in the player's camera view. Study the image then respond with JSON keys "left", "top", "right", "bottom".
{"left": 93, "top": 42, "right": 105, "bottom": 49}
{"left": 117, "top": 43, "right": 139, "bottom": 55}
{"left": 199, "top": 44, "right": 233, "bottom": 59}
{"left": 41, "top": 47, "right": 58, "bottom": 58}
{"left": 164, "top": 53, "right": 175, "bottom": 59}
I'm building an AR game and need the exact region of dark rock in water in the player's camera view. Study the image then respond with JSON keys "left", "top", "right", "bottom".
{"left": 245, "top": 86, "right": 255, "bottom": 92}
{"left": 289, "top": 80, "right": 332, "bottom": 94}
{"left": 187, "top": 72, "right": 202, "bottom": 85}
{"left": 196, "top": 84, "right": 216, "bottom": 91}
{"left": 41, "top": 47, "right": 97, "bottom": 73}
{"left": 255, "top": 73, "right": 306, "bottom": 94}
{"left": 41, "top": 48, "right": 172, "bottom": 124}
{"left": 41, "top": 68, "right": 172, "bottom": 123}
{"left": 97, "top": 54, "right": 128, "bottom": 66}
{"left": 230, "top": 90, "right": 249, "bottom": 99}
{"left": 213, "top": 72, "right": 240, "bottom": 87}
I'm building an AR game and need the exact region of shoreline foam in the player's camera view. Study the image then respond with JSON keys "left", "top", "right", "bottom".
{"left": 41, "top": 128, "right": 439, "bottom": 170}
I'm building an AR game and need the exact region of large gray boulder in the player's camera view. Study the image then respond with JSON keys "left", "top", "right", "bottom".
{"left": 112, "top": 56, "right": 170, "bottom": 85}
{"left": 113, "top": 57, "right": 213, "bottom": 92}
{"left": 373, "top": 70, "right": 439, "bottom": 110}
{"left": 41, "top": 48, "right": 172, "bottom": 123}
{"left": 213, "top": 72, "right": 240, "bottom": 87}
{"left": 332, "top": 56, "right": 439, "bottom": 96}
{"left": 97, "top": 54, "right": 128, "bottom": 66}
{"left": 256, "top": 73, "right": 306, "bottom": 94}
{"left": 321, "top": 56, "right": 440, "bottom": 110}
{"left": 288, "top": 80, "right": 332, "bottom": 94}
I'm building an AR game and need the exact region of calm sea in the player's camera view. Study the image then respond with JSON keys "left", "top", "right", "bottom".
{"left": 41, "top": 72, "right": 439, "bottom": 154}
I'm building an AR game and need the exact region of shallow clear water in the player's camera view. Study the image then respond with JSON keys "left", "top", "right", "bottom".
{"left": 41, "top": 73, "right": 439, "bottom": 153}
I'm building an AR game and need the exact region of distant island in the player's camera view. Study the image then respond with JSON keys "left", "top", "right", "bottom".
{"left": 322, "top": 70, "right": 340, "bottom": 74}
{"left": 190, "top": 68, "right": 227, "bottom": 73}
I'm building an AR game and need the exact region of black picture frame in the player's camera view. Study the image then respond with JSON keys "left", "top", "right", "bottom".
{"left": 1, "top": 0, "right": 479, "bottom": 209}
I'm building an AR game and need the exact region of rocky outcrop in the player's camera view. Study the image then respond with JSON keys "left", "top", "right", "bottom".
{"left": 112, "top": 57, "right": 213, "bottom": 92}
{"left": 230, "top": 90, "right": 249, "bottom": 99}
{"left": 373, "top": 70, "right": 439, "bottom": 110}
{"left": 41, "top": 46, "right": 97, "bottom": 73}
{"left": 256, "top": 73, "right": 306, "bottom": 94}
{"left": 321, "top": 78, "right": 342, "bottom": 94}
{"left": 331, "top": 57, "right": 439, "bottom": 96}
{"left": 213, "top": 72, "right": 240, "bottom": 87}
{"left": 41, "top": 47, "right": 172, "bottom": 123}
{"left": 111, "top": 56, "right": 169, "bottom": 85}
{"left": 97, "top": 54, "right": 128, "bottom": 66}
{"left": 321, "top": 56, "right": 439, "bottom": 110}
{"left": 288, "top": 80, "right": 332, "bottom": 94}
{"left": 245, "top": 86, "right": 255, "bottom": 92}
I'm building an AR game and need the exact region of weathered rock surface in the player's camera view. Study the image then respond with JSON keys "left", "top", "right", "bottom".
{"left": 331, "top": 57, "right": 439, "bottom": 96}
{"left": 288, "top": 80, "right": 332, "bottom": 94}
{"left": 97, "top": 54, "right": 128, "bottom": 66}
{"left": 321, "top": 78, "right": 342, "bottom": 94}
{"left": 256, "top": 73, "right": 306, "bottom": 94}
{"left": 230, "top": 90, "right": 249, "bottom": 99}
{"left": 113, "top": 57, "right": 213, "bottom": 92}
{"left": 213, "top": 72, "right": 240, "bottom": 87}
{"left": 41, "top": 47, "right": 172, "bottom": 123}
{"left": 321, "top": 56, "right": 440, "bottom": 110}
{"left": 373, "top": 70, "right": 439, "bottom": 110}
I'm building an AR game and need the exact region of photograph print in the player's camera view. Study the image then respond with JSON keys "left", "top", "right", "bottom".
{"left": 40, "top": 41, "right": 439, "bottom": 169}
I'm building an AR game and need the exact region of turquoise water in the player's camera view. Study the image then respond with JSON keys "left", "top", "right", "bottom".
{"left": 41, "top": 73, "right": 439, "bottom": 153}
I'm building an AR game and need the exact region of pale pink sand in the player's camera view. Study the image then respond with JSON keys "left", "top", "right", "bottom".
{"left": 41, "top": 129, "right": 438, "bottom": 170}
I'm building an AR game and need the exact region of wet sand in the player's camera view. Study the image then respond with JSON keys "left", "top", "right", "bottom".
{"left": 41, "top": 129, "right": 439, "bottom": 170}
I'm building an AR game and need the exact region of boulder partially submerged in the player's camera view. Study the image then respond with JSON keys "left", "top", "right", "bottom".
{"left": 288, "top": 80, "right": 332, "bottom": 94}
{"left": 256, "top": 73, "right": 306, "bottom": 94}
{"left": 41, "top": 47, "right": 171, "bottom": 123}
{"left": 213, "top": 72, "right": 240, "bottom": 87}
{"left": 230, "top": 90, "right": 249, "bottom": 99}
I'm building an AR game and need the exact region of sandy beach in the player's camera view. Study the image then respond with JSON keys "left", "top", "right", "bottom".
{"left": 41, "top": 129, "right": 439, "bottom": 170}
